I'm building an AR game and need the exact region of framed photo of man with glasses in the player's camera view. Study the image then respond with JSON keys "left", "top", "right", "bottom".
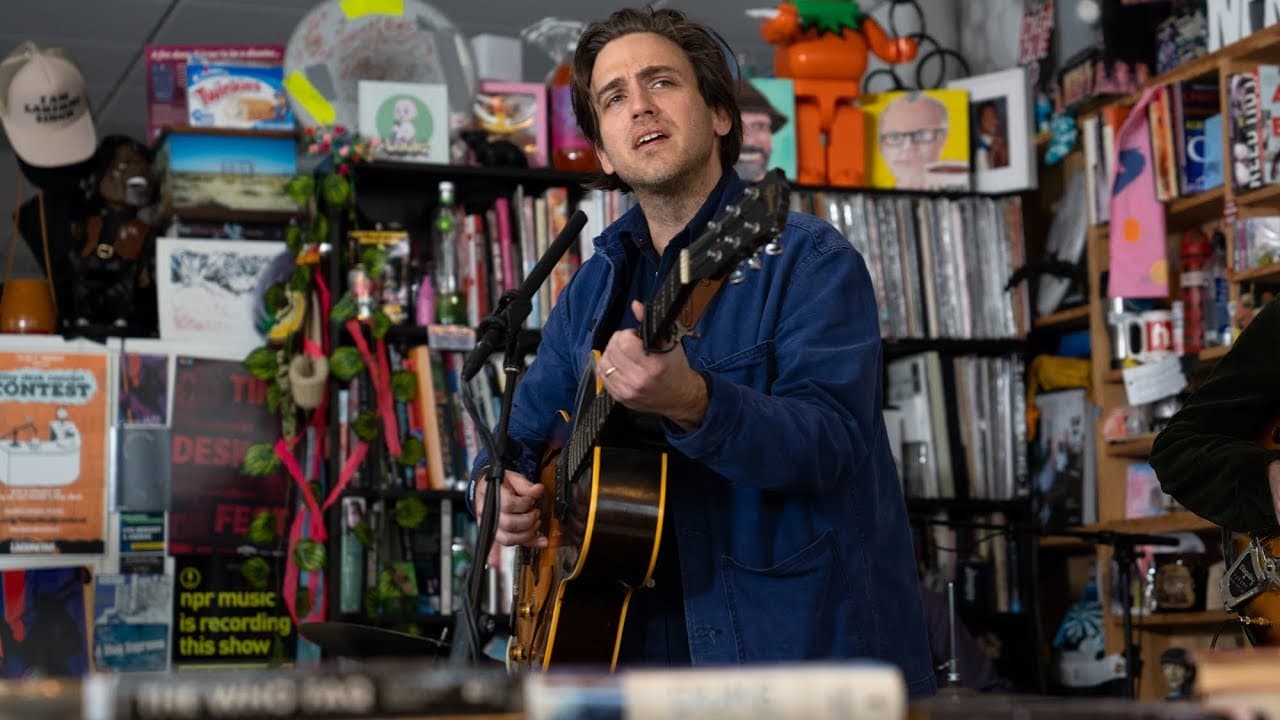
{"left": 861, "top": 89, "right": 971, "bottom": 191}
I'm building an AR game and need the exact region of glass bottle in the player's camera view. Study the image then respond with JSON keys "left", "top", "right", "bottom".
{"left": 433, "top": 181, "right": 466, "bottom": 324}
{"left": 524, "top": 18, "right": 599, "bottom": 173}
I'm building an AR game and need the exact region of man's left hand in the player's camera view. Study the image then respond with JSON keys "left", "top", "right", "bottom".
{"left": 598, "top": 301, "right": 708, "bottom": 432}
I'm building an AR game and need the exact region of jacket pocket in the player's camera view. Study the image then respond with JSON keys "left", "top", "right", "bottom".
{"left": 694, "top": 340, "right": 773, "bottom": 389}
{"left": 720, "top": 530, "right": 864, "bottom": 661}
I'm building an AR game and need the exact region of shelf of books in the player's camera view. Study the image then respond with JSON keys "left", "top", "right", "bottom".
{"left": 1035, "top": 21, "right": 1280, "bottom": 701}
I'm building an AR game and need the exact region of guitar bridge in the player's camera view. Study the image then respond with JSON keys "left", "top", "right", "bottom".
{"left": 1222, "top": 536, "right": 1280, "bottom": 611}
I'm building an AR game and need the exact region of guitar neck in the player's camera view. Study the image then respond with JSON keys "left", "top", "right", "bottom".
{"left": 562, "top": 259, "right": 699, "bottom": 483}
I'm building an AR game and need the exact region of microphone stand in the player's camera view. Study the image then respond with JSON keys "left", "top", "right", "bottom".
{"left": 448, "top": 210, "right": 587, "bottom": 666}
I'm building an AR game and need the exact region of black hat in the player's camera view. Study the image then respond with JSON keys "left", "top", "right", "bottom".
{"left": 737, "top": 80, "right": 787, "bottom": 133}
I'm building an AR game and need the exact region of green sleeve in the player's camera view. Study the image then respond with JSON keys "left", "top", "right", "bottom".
{"left": 1149, "top": 297, "right": 1280, "bottom": 532}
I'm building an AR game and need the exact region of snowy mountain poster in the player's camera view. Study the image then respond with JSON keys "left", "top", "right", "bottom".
{"left": 155, "top": 237, "right": 289, "bottom": 358}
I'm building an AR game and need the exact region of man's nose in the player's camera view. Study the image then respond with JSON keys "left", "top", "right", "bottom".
{"left": 628, "top": 87, "right": 656, "bottom": 118}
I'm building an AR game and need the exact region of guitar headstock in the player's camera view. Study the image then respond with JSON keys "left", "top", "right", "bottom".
{"left": 681, "top": 169, "right": 790, "bottom": 287}
{"left": 639, "top": 170, "right": 789, "bottom": 349}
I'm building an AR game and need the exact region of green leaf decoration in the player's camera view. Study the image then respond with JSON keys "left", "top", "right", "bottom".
{"left": 371, "top": 309, "right": 391, "bottom": 340}
{"left": 266, "top": 383, "right": 283, "bottom": 415}
{"left": 363, "top": 587, "right": 379, "bottom": 617}
{"left": 360, "top": 246, "right": 387, "bottom": 279}
{"left": 309, "top": 481, "right": 324, "bottom": 505}
{"left": 331, "top": 292, "right": 359, "bottom": 323}
{"left": 285, "top": 175, "right": 315, "bottom": 206}
{"left": 285, "top": 224, "right": 304, "bottom": 253}
{"left": 390, "top": 370, "right": 417, "bottom": 403}
{"left": 397, "top": 436, "right": 425, "bottom": 467}
{"left": 330, "top": 346, "right": 366, "bottom": 381}
{"left": 794, "top": 0, "right": 862, "bottom": 33}
{"left": 354, "top": 519, "right": 373, "bottom": 549}
{"left": 308, "top": 213, "right": 330, "bottom": 246}
{"left": 394, "top": 497, "right": 428, "bottom": 529}
{"left": 241, "top": 556, "right": 272, "bottom": 590}
{"left": 241, "top": 442, "right": 281, "bottom": 477}
{"left": 322, "top": 173, "right": 351, "bottom": 207}
{"left": 295, "top": 588, "right": 313, "bottom": 618}
{"left": 376, "top": 568, "right": 404, "bottom": 600}
{"left": 294, "top": 539, "right": 327, "bottom": 571}
{"left": 282, "top": 412, "right": 299, "bottom": 443}
{"left": 352, "top": 410, "right": 378, "bottom": 442}
{"left": 244, "top": 346, "right": 279, "bottom": 381}
{"left": 289, "top": 263, "right": 312, "bottom": 292}
{"left": 247, "top": 510, "right": 278, "bottom": 546}
{"left": 265, "top": 282, "right": 288, "bottom": 312}
{"left": 394, "top": 622, "right": 421, "bottom": 637}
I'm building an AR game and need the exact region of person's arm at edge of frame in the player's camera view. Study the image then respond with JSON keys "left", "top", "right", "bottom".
{"left": 1149, "top": 297, "right": 1280, "bottom": 532}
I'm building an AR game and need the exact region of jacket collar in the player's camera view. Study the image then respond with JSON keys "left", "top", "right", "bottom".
{"left": 593, "top": 170, "right": 747, "bottom": 263}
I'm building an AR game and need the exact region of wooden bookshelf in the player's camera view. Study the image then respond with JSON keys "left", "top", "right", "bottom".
{"left": 1033, "top": 305, "right": 1090, "bottom": 329}
{"left": 1167, "top": 186, "right": 1225, "bottom": 230}
{"left": 1234, "top": 181, "right": 1280, "bottom": 207}
{"left": 1229, "top": 262, "right": 1280, "bottom": 284}
{"left": 1105, "top": 433, "right": 1156, "bottom": 459}
{"left": 1098, "top": 511, "right": 1218, "bottom": 535}
{"left": 1131, "top": 610, "right": 1235, "bottom": 629}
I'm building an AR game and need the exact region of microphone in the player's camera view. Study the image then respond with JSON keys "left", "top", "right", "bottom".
{"left": 463, "top": 209, "right": 588, "bottom": 380}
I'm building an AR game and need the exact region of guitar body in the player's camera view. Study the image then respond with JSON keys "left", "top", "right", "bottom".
{"left": 1222, "top": 415, "right": 1280, "bottom": 643}
{"left": 508, "top": 353, "right": 667, "bottom": 669}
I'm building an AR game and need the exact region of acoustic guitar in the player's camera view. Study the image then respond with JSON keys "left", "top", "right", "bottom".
{"left": 506, "top": 171, "right": 790, "bottom": 670}
{"left": 1220, "top": 416, "right": 1280, "bottom": 644}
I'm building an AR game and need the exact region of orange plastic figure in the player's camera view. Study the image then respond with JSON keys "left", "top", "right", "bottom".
{"left": 760, "top": 1, "right": 917, "bottom": 186}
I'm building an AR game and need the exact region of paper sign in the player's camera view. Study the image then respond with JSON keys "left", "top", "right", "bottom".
{"left": 1122, "top": 356, "right": 1187, "bottom": 406}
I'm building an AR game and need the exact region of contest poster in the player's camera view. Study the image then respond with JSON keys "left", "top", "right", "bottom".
{"left": 0, "top": 350, "right": 109, "bottom": 554}
{"left": 0, "top": 566, "right": 92, "bottom": 677}
{"left": 860, "top": 88, "right": 971, "bottom": 191}
{"left": 172, "top": 554, "right": 295, "bottom": 667}
{"left": 168, "top": 356, "right": 288, "bottom": 555}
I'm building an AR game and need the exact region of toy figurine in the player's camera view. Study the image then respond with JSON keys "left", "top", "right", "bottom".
{"left": 758, "top": 0, "right": 917, "bottom": 186}
{"left": 1160, "top": 647, "right": 1194, "bottom": 701}
{"left": 70, "top": 135, "right": 157, "bottom": 330}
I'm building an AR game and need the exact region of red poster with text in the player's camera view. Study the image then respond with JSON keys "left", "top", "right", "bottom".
{"left": 168, "top": 357, "right": 287, "bottom": 555}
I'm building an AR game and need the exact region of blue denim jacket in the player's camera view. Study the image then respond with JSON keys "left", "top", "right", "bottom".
{"left": 471, "top": 172, "right": 936, "bottom": 697}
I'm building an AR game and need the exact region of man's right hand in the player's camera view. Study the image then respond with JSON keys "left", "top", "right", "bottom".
{"left": 474, "top": 470, "right": 548, "bottom": 567}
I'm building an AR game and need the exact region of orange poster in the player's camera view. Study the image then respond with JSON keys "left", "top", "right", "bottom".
{"left": 0, "top": 350, "right": 108, "bottom": 553}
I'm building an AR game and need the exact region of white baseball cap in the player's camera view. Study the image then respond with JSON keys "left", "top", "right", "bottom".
{"left": 0, "top": 42, "right": 96, "bottom": 167}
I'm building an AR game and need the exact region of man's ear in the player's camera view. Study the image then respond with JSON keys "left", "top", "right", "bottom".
{"left": 713, "top": 106, "right": 732, "bottom": 137}
{"left": 595, "top": 143, "right": 615, "bottom": 176}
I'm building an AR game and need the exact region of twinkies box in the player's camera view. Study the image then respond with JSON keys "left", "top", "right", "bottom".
{"left": 187, "top": 63, "right": 293, "bottom": 130}
{"left": 145, "top": 44, "right": 284, "bottom": 142}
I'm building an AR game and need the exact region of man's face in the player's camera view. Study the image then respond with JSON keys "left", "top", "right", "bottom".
{"left": 980, "top": 106, "right": 1000, "bottom": 135}
{"left": 878, "top": 98, "right": 948, "bottom": 187}
{"left": 590, "top": 32, "right": 731, "bottom": 194}
{"left": 735, "top": 110, "right": 773, "bottom": 182}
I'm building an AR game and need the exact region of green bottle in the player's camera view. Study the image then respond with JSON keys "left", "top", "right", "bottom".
{"left": 434, "top": 181, "right": 466, "bottom": 325}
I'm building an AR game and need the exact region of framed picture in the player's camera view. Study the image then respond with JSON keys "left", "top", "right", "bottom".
{"left": 474, "top": 80, "right": 547, "bottom": 167}
{"left": 948, "top": 67, "right": 1038, "bottom": 193}
{"left": 358, "top": 80, "right": 450, "bottom": 164}
{"left": 155, "top": 237, "right": 290, "bottom": 357}
{"left": 735, "top": 77, "right": 796, "bottom": 182}
{"left": 859, "top": 89, "right": 972, "bottom": 191}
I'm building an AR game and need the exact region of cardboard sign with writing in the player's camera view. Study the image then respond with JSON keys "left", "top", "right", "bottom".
{"left": 0, "top": 351, "right": 108, "bottom": 554}
{"left": 168, "top": 356, "right": 287, "bottom": 555}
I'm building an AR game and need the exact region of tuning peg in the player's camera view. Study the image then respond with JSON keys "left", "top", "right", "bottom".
{"left": 729, "top": 264, "right": 747, "bottom": 285}
{"left": 747, "top": 253, "right": 763, "bottom": 271}
{"left": 764, "top": 233, "right": 783, "bottom": 256}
